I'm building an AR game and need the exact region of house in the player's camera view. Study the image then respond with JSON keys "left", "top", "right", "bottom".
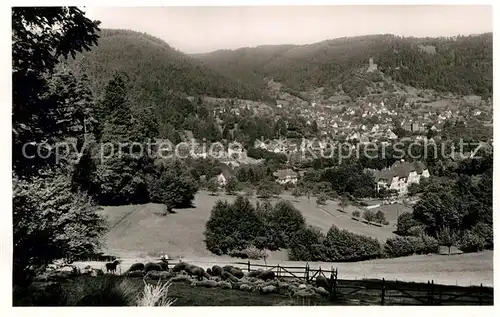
{"left": 273, "top": 169, "right": 298, "bottom": 185}
{"left": 372, "top": 160, "right": 430, "bottom": 196}
{"left": 214, "top": 165, "right": 234, "bottom": 187}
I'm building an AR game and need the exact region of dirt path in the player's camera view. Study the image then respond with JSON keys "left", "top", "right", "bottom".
{"left": 74, "top": 251, "right": 493, "bottom": 287}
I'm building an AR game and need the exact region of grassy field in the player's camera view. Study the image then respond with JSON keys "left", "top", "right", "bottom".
{"left": 100, "top": 191, "right": 397, "bottom": 258}
{"left": 95, "top": 191, "right": 493, "bottom": 287}
{"left": 31, "top": 275, "right": 490, "bottom": 306}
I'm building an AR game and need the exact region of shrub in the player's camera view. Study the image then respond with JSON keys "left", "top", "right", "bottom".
{"left": 70, "top": 276, "right": 140, "bottom": 306}
{"left": 457, "top": 231, "right": 486, "bottom": 253}
{"left": 375, "top": 210, "right": 387, "bottom": 224}
{"left": 229, "top": 245, "right": 268, "bottom": 260}
{"left": 352, "top": 210, "right": 361, "bottom": 218}
{"left": 137, "top": 280, "right": 176, "bottom": 306}
{"left": 384, "top": 235, "right": 439, "bottom": 258}
{"left": 267, "top": 200, "right": 307, "bottom": 248}
{"left": 470, "top": 223, "right": 493, "bottom": 249}
{"left": 225, "top": 177, "right": 238, "bottom": 195}
{"left": 363, "top": 210, "right": 377, "bottom": 222}
{"left": 323, "top": 225, "right": 382, "bottom": 261}
{"left": 407, "top": 225, "right": 425, "bottom": 236}
{"left": 396, "top": 212, "right": 420, "bottom": 236}
{"left": 204, "top": 196, "right": 267, "bottom": 255}
{"left": 288, "top": 226, "right": 326, "bottom": 261}
{"left": 316, "top": 194, "right": 328, "bottom": 205}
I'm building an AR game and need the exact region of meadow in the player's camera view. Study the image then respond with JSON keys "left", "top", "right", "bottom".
{"left": 87, "top": 191, "right": 494, "bottom": 287}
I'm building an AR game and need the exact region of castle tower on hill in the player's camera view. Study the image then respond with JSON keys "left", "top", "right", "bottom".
{"left": 367, "top": 57, "right": 378, "bottom": 73}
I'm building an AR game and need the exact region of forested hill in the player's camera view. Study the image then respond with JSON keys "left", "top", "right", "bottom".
{"left": 193, "top": 33, "right": 493, "bottom": 99}
{"left": 65, "top": 29, "right": 271, "bottom": 103}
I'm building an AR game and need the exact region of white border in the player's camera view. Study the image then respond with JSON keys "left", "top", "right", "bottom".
{"left": 1, "top": 0, "right": 497, "bottom": 315}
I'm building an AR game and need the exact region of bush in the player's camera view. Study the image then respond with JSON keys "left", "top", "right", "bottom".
{"left": 375, "top": 210, "right": 387, "bottom": 224}
{"left": 352, "top": 210, "right": 361, "bottom": 218}
{"left": 316, "top": 194, "right": 328, "bottom": 205}
{"left": 470, "top": 223, "right": 493, "bottom": 249}
{"left": 396, "top": 212, "right": 420, "bottom": 236}
{"left": 229, "top": 245, "right": 268, "bottom": 260}
{"left": 407, "top": 225, "right": 426, "bottom": 237}
{"left": 204, "top": 197, "right": 267, "bottom": 255}
{"left": 225, "top": 177, "right": 238, "bottom": 195}
{"left": 267, "top": 200, "right": 307, "bottom": 248}
{"left": 288, "top": 226, "right": 326, "bottom": 261}
{"left": 363, "top": 210, "right": 377, "bottom": 222}
{"left": 384, "top": 234, "right": 439, "bottom": 258}
{"left": 323, "top": 225, "right": 382, "bottom": 261}
{"left": 457, "top": 231, "right": 486, "bottom": 253}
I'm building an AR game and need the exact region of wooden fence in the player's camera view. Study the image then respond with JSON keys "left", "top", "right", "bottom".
{"left": 232, "top": 260, "right": 493, "bottom": 305}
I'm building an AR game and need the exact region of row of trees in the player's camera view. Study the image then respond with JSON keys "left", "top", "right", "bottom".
{"left": 204, "top": 196, "right": 440, "bottom": 262}
{"left": 12, "top": 7, "right": 106, "bottom": 286}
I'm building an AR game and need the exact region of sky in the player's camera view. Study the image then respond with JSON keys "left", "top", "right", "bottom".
{"left": 84, "top": 5, "right": 493, "bottom": 54}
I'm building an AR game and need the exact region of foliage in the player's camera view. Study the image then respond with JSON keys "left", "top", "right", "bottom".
{"left": 266, "top": 200, "right": 307, "bottom": 248}
{"left": 384, "top": 235, "right": 439, "bottom": 258}
{"left": 13, "top": 171, "right": 106, "bottom": 286}
{"left": 197, "top": 33, "right": 492, "bottom": 98}
{"left": 321, "top": 162, "right": 376, "bottom": 198}
{"left": 363, "top": 210, "right": 377, "bottom": 222}
{"left": 137, "top": 280, "right": 176, "bottom": 306}
{"left": 352, "top": 210, "right": 361, "bottom": 218}
{"left": 396, "top": 212, "right": 420, "bottom": 236}
{"left": 256, "top": 179, "right": 281, "bottom": 198}
{"left": 288, "top": 226, "right": 326, "bottom": 261}
{"left": 374, "top": 210, "right": 387, "bottom": 224}
{"left": 204, "top": 197, "right": 267, "bottom": 255}
{"left": 457, "top": 230, "right": 486, "bottom": 253}
{"left": 316, "top": 194, "right": 328, "bottom": 206}
{"left": 225, "top": 177, "right": 238, "bottom": 195}
{"left": 291, "top": 187, "right": 302, "bottom": 200}
{"left": 147, "top": 159, "right": 199, "bottom": 210}
{"left": 436, "top": 227, "right": 459, "bottom": 255}
{"left": 229, "top": 245, "right": 268, "bottom": 260}
{"left": 322, "top": 225, "right": 382, "bottom": 261}
{"left": 12, "top": 7, "right": 100, "bottom": 176}
{"left": 207, "top": 178, "right": 219, "bottom": 195}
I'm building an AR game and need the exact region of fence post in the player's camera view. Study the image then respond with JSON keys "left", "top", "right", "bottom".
{"left": 479, "top": 283, "right": 483, "bottom": 305}
{"left": 332, "top": 270, "right": 337, "bottom": 300}
{"left": 247, "top": 260, "right": 250, "bottom": 272}
{"left": 381, "top": 278, "right": 386, "bottom": 305}
{"left": 427, "top": 280, "right": 434, "bottom": 305}
{"left": 305, "top": 263, "right": 309, "bottom": 282}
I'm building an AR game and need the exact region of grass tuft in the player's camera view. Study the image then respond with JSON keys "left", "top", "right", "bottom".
{"left": 137, "top": 279, "right": 176, "bottom": 306}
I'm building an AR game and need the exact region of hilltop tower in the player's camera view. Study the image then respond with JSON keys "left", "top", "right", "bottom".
{"left": 367, "top": 57, "right": 378, "bottom": 73}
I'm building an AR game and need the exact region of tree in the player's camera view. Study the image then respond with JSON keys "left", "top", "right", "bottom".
{"left": 12, "top": 7, "right": 100, "bottom": 176}
{"left": 289, "top": 226, "right": 326, "bottom": 261}
{"left": 13, "top": 171, "right": 106, "bottom": 286}
{"left": 375, "top": 210, "right": 388, "bottom": 225}
{"left": 207, "top": 178, "right": 220, "bottom": 196}
{"left": 316, "top": 194, "right": 328, "bottom": 206}
{"left": 243, "top": 187, "right": 253, "bottom": 198}
{"left": 256, "top": 180, "right": 280, "bottom": 199}
{"left": 339, "top": 196, "right": 349, "bottom": 211}
{"left": 413, "top": 191, "right": 462, "bottom": 236}
{"left": 436, "top": 227, "right": 459, "bottom": 255}
{"left": 12, "top": 7, "right": 102, "bottom": 286}
{"left": 147, "top": 159, "right": 199, "bottom": 214}
{"left": 407, "top": 182, "right": 421, "bottom": 196}
{"left": 363, "top": 210, "right": 377, "bottom": 222}
{"left": 204, "top": 197, "right": 267, "bottom": 255}
{"left": 225, "top": 177, "right": 238, "bottom": 195}
{"left": 396, "top": 212, "right": 420, "bottom": 236}
{"left": 267, "top": 200, "right": 306, "bottom": 248}
{"left": 291, "top": 187, "right": 302, "bottom": 201}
